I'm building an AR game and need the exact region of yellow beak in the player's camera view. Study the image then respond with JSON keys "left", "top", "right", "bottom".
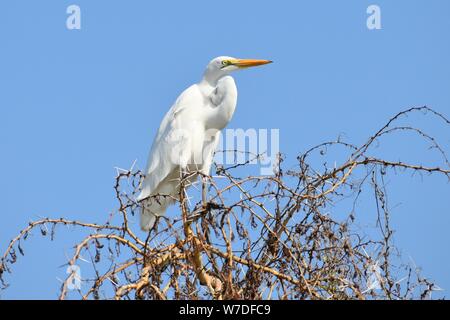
{"left": 232, "top": 59, "right": 273, "bottom": 68}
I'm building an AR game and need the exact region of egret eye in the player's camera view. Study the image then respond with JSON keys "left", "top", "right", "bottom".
{"left": 221, "top": 60, "right": 232, "bottom": 69}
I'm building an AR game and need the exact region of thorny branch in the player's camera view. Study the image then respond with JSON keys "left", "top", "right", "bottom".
{"left": 1, "top": 106, "right": 449, "bottom": 300}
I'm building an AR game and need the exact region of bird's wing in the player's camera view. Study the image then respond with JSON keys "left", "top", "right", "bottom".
{"left": 137, "top": 84, "right": 203, "bottom": 202}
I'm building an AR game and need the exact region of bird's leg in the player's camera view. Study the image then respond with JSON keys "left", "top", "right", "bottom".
{"left": 202, "top": 175, "right": 208, "bottom": 209}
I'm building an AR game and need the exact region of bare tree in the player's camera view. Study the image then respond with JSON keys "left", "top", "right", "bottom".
{"left": 1, "top": 106, "right": 449, "bottom": 300}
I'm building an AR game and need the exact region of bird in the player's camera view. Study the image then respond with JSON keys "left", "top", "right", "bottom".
{"left": 137, "top": 56, "right": 272, "bottom": 231}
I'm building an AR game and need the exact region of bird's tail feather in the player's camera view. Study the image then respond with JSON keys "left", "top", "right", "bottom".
{"left": 138, "top": 174, "right": 180, "bottom": 231}
{"left": 140, "top": 196, "right": 174, "bottom": 231}
{"left": 140, "top": 209, "right": 157, "bottom": 231}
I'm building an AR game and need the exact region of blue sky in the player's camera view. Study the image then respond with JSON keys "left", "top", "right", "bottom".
{"left": 0, "top": 0, "right": 449, "bottom": 299}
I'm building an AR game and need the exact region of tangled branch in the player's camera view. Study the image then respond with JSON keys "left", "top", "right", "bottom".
{"left": 1, "top": 106, "right": 448, "bottom": 299}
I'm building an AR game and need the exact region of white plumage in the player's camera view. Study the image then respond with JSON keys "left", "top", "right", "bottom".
{"left": 137, "top": 56, "right": 272, "bottom": 231}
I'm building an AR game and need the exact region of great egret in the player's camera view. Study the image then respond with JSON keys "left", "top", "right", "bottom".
{"left": 137, "top": 56, "right": 272, "bottom": 231}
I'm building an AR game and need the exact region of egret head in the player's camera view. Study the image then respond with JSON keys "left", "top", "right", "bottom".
{"left": 203, "top": 56, "right": 272, "bottom": 84}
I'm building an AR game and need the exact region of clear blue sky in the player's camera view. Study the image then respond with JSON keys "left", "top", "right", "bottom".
{"left": 0, "top": 0, "right": 449, "bottom": 299}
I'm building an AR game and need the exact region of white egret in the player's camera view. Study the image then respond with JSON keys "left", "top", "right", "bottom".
{"left": 137, "top": 56, "right": 272, "bottom": 231}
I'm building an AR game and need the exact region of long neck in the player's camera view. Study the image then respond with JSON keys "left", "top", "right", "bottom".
{"left": 202, "top": 66, "right": 228, "bottom": 86}
{"left": 201, "top": 75, "right": 238, "bottom": 130}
